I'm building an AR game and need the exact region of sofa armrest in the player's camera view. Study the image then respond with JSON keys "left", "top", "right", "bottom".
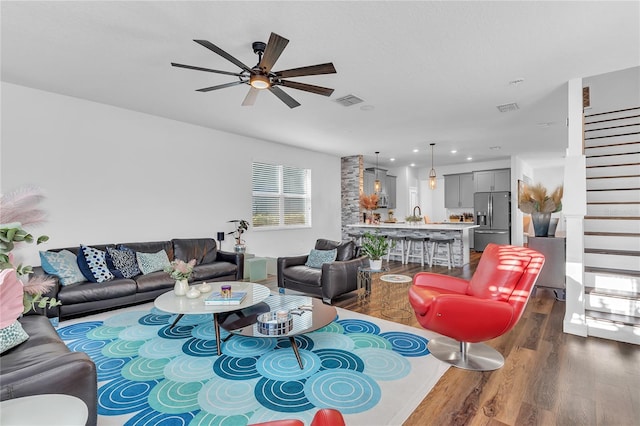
{"left": 277, "top": 255, "right": 309, "bottom": 288}
{"left": 320, "top": 256, "right": 369, "bottom": 303}
{"left": 215, "top": 250, "right": 244, "bottom": 280}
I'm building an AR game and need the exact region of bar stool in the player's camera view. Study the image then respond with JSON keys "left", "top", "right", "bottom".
{"left": 384, "top": 233, "right": 407, "bottom": 264}
{"left": 405, "top": 236, "right": 430, "bottom": 266}
{"left": 429, "top": 236, "right": 454, "bottom": 269}
{"left": 346, "top": 229, "right": 364, "bottom": 246}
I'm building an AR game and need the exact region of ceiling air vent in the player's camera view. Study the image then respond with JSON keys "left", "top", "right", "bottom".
{"left": 496, "top": 102, "right": 519, "bottom": 113}
{"left": 335, "top": 94, "right": 364, "bottom": 106}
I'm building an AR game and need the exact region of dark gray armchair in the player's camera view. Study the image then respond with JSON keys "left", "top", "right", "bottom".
{"left": 277, "top": 239, "right": 369, "bottom": 304}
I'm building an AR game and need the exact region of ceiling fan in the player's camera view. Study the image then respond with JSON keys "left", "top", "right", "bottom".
{"left": 171, "top": 32, "right": 336, "bottom": 108}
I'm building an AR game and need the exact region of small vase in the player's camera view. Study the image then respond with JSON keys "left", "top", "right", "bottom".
{"left": 531, "top": 212, "right": 551, "bottom": 237}
{"left": 234, "top": 244, "right": 246, "bottom": 254}
{"left": 174, "top": 279, "right": 189, "bottom": 296}
{"left": 369, "top": 259, "right": 383, "bottom": 271}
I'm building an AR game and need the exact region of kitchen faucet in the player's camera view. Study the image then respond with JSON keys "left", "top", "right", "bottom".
{"left": 413, "top": 206, "right": 422, "bottom": 217}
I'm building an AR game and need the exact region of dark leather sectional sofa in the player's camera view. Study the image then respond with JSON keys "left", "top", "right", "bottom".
{"left": 37, "top": 238, "right": 244, "bottom": 320}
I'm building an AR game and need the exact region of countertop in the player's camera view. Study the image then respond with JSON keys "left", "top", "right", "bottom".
{"left": 347, "top": 223, "right": 479, "bottom": 230}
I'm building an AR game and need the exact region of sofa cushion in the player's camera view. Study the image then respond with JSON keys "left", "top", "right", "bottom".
{"left": 172, "top": 238, "right": 218, "bottom": 265}
{"left": 134, "top": 271, "right": 174, "bottom": 293}
{"left": 136, "top": 249, "right": 170, "bottom": 275}
{"left": 57, "top": 278, "right": 137, "bottom": 305}
{"left": 314, "top": 239, "right": 355, "bottom": 261}
{"left": 191, "top": 262, "right": 238, "bottom": 281}
{"left": 39, "top": 250, "right": 86, "bottom": 285}
{"left": 305, "top": 249, "right": 337, "bottom": 268}
{"left": 105, "top": 246, "right": 141, "bottom": 279}
{"left": 282, "top": 265, "right": 322, "bottom": 287}
{"left": 119, "top": 241, "right": 174, "bottom": 261}
{"left": 78, "top": 245, "right": 114, "bottom": 283}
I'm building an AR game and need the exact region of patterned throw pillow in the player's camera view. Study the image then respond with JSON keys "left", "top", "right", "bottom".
{"left": 39, "top": 250, "right": 86, "bottom": 285}
{"left": 77, "top": 245, "right": 114, "bottom": 283}
{"left": 136, "top": 249, "right": 171, "bottom": 275}
{"left": 305, "top": 248, "right": 337, "bottom": 269}
{"left": 0, "top": 320, "right": 29, "bottom": 354}
{"left": 106, "top": 246, "right": 141, "bottom": 279}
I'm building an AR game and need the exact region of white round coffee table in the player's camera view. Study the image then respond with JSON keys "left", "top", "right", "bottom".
{"left": 0, "top": 394, "right": 88, "bottom": 425}
{"left": 154, "top": 281, "right": 270, "bottom": 355}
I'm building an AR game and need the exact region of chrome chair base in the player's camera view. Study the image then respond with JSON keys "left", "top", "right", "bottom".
{"left": 427, "top": 336, "right": 504, "bottom": 371}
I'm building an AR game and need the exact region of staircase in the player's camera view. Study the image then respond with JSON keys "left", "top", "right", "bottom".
{"left": 582, "top": 106, "right": 640, "bottom": 344}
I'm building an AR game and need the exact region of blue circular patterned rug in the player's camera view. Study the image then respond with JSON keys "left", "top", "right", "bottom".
{"left": 57, "top": 302, "right": 448, "bottom": 425}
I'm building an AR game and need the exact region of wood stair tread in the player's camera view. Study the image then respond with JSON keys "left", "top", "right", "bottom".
{"left": 585, "top": 310, "right": 640, "bottom": 326}
{"left": 586, "top": 287, "right": 640, "bottom": 299}
{"left": 585, "top": 266, "right": 640, "bottom": 277}
{"left": 584, "top": 248, "right": 640, "bottom": 256}
{"left": 586, "top": 152, "right": 640, "bottom": 158}
{"left": 586, "top": 175, "right": 640, "bottom": 179}
{"left": 584, "top": 231, "right": 640, "bottom": 237}
{"left": 584, "top": 140, "right": 640, "bottom": 149}
{"left": 584, "top": 215, "right": 640, "bottom": 220}
{"left": 586, "top": 188, "right": 640, "bottom": 192}
{"left": 586, "top": 163, "right": 640, "bottom": 168}
{"left": 587, "top": 201, "right": 640, "bottom": 205}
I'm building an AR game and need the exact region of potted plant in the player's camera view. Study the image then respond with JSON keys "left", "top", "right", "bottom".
{"left": 518, "top": 183, "right": 563, "bottom": 236}
{"left": 227, "top": 219, "right": 249, "bottom": 253}
{"left": 405, "top": 215, "right": 422, "bottom": 225}
{"left": 360, "top": 231, "right": 391, "bottom": 270}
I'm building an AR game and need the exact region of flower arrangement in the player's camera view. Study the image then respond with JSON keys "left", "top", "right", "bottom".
{"left": 359, "top": 193, "right": 379, "bottom": 211}
{"left": 227, "top": 219, "right": 249, "bottom": 245}
{"left": 164, "top": 259, "right": 196, "bottom": 281}
{"left": 518, "top": 183, "right": 563, "bottom": 214}
{"left": 0, "top": 186, "right": 60, "bottom": 313}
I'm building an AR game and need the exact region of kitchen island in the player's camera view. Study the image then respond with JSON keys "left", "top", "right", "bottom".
{"left": 347, "top": 222, "right": 479, "bottom": 266}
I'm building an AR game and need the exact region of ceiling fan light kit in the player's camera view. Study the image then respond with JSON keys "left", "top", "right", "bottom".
{"left": 172, "top": 32, "right": 336, "bottom": 108}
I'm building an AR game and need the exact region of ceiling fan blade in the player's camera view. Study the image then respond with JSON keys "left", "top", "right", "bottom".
{"left": 259, "top": 32, "right": 289, "bottom": 73}
{"left": 171, "top": 62, "right": 244, "bottom": 77}
{"left": 242, "top": 87, "right": 260, "bottom": 106}
{"left": 196, "top": 80, "right": 246, "bottom": 92}
{"left": 194, "top": 39, "right": 253, "bottom": 73}
{"left": 274, "top": 63, "right": 336, "bottom": 78}
{"left": 278, "top": 80, "right": 334, "bottom": 97}
{"left": 268, "top": 86, "right": 301, "bottom": 108}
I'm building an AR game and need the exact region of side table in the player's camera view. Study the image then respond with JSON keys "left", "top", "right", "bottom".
{"left": 357, "top": 266, "right": 389, "bottom": 303}
{"left": 380, "top": 274, "right": 413, "bottom": 321}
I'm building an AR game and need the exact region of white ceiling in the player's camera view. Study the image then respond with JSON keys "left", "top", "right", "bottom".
{"left": 2, "top": 1, "right": 639, "bottom": 169}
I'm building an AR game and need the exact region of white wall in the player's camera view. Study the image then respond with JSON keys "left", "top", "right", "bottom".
{"left": 1, "top": 83, "right": 342, "bottom": 265}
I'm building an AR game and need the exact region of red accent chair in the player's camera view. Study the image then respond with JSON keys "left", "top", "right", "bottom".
{"left": 249, "top": 408, "right": 346, "bottom": 426}
{"left": 409, "top": 243, "right": 544, "bottom": 371}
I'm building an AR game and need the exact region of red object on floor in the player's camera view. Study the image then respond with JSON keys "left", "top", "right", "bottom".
{"left": 409, "top": 243, "right": 544, "bottom": 370}
{"left": 249, "top": 408, "right": 346, "bottom": 426}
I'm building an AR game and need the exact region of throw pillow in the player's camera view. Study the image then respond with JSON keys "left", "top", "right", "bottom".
{"left": 105, "top": 246, "right": 141, "bottom": 279}
{"left": 39, "top": 250, "right": 86, "bottom": 285}
{"left": 136, "top": 249, "right": 171, "bottom": 275}
{"left": 305, "top": 248, "right": 337, "bottom": 269}
{"left": 77, "top": 245, "right": 114, "bottom": 283}
{"left": 0, "top": 320, "right": 29, "bottom": 354}
{"left": 0, "top": 269, "right": 29, "bottom": 353}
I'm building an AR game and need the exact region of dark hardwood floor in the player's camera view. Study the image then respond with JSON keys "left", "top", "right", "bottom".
{"left": 259, "top": 252, "right": 640, "bottom": 425}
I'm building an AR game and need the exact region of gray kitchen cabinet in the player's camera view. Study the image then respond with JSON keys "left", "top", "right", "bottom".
{"left": 445, "top": 173, "right": 474, "bottom": 208}
{"left": 386, "top": 175, "right": 396, "bottom": 209}
{"left": 364, "top": 170, "right": 375, "bottom": 195}
{"left": 474, "top": 169, "right": 511, "bottom": 192}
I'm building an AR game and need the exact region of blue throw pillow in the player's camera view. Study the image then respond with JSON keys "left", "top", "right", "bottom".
{"left": 136, "top": 249, "right": 170, "bottom": 275}
{"left": 77, "top": 245, "right": 114, "bottom": 283}
{"left": 305, "top": 248, "right": 337, "bottom": 269}
{"left": 39, "top": 250, "right": 86, "bottom": 286}
{"left": 105, "top": 246, "right": 141, "bottom": 279}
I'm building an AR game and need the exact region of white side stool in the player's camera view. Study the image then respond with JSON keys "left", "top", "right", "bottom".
{"left": 429, "top": 236, "right": 454, "bottom": 269}
{"left": 405, "top": 236, "right": 430, "bottom": 266}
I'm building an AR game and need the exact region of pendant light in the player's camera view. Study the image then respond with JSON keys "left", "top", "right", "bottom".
{"left": 429, "top": 143, "right": 437, "bottom": 190}
{"left": 374, "top": 151, "right": 381, "bottom": 193}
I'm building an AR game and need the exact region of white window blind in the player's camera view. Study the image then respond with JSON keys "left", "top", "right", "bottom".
{"left": 252, "top": 162, "right": 311, "bottom": 228}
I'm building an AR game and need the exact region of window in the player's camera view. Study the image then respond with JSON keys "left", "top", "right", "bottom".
{"left": 252, "top": 162, "right": 311, "bottom": 228}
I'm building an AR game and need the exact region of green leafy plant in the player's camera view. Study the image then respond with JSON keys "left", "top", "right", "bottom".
{"left": 405, "top": 215, "right": 422, "bottom": 223}
{"left": 1, "top": 186, "right": 60, "bottom": 313}
{"left": 360, "top": 231, "right": 392, "bottom": 260}
{"left": 227, "top": 219, "right": 249, "bottom": 245}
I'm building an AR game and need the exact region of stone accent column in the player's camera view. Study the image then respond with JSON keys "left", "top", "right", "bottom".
{"left": 341, "top": 155, "right": 363, "bottom": 241}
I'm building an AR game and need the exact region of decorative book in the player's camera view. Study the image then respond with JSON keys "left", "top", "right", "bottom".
{"left": 204, "top": 291, "right": 247, "bottom": 305}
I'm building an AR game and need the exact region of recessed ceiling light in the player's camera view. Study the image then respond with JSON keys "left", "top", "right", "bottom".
{"left": 489, "top": 146, "right": 501, "bottom": 150}
{"left": 467, "top": 157, "right": 473, "bottom": 161}
{"left": 410, "top": 163, "right": 416, "bottom": 167}
{"left": 450, "top": 150, "right": 457, "bottom": 154}
{"left": 389, "top": 158, "right": 395, "bottom": 162}
{"left": 509, "top": 78, "right": 525, "bottom": 86}
{"left": 360, "top": 105, "right": 375, "bottom": 111}
{"left": 496, "top": 103, "right": 519, "bottom": 113}
{"left": 412, "top": 149, "right": 419, "bottom": 153}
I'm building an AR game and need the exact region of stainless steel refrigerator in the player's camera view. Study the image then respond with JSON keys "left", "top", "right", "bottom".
{"left": 474, "top": 191, "right": 511, "bottom": 251}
